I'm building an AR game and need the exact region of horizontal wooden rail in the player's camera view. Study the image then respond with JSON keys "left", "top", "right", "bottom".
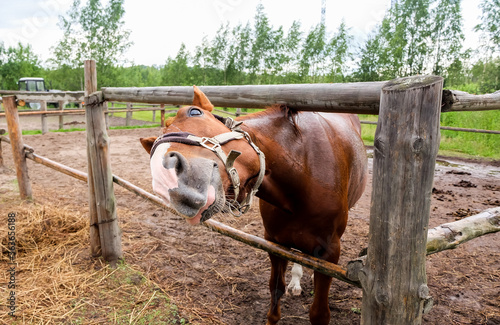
{"left": 442, "top": 89, "right": 500, "bottom": 112}
{"left": 102, "top": 82, "right": 387, "bottom": 114}
{"left": 0, "top": 109, "right": 85, "bottom": 117}
{"left": 426, "top": 207, "right": 500, "bottom": 255}
{"left": 102, "top": 82, "right": 500, "bottom": 114}
{"left": 0, "top": 90, "right": 84, "bottom": 102}
{"left": 347, "top": 207, "right": 500, "bottom": 281}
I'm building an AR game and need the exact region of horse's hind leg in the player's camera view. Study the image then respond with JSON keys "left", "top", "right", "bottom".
{"left": 309, "top": 235, "right": 341, "bottom": 325}
{"left": 286, "top": 263, "right": 303, "bottom": 296}
{"left": 266, "top": 253, "right": 288, "bottom": 325}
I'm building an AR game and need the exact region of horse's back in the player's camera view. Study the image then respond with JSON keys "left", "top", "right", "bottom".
{"left": 299, "top": 112, "right": 367, "bottom": 209}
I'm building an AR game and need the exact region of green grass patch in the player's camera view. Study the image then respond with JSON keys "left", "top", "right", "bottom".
{"left": 18, "top": 124, "right": 162, "bottom": 136}
{"left": 358, "top": 111, "right": 500, "bottom": 160}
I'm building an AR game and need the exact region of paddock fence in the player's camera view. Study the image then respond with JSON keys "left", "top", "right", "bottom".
{"left": 0, "top": 90, "right": 183, "bottom": 132}
{"left": 2, "top": 60, "right": 500, "bottom": 324}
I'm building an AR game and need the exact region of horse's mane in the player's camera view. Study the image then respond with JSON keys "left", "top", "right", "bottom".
{"left": 239, "top": 104, "right": 301, "bottom": 136}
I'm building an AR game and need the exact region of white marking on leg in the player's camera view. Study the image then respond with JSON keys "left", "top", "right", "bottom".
{"left": 286, "top": 263, "right": 303, "bottom": 296}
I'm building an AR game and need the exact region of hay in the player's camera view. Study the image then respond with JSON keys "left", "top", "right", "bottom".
{"left": 0, "top": 200, "right": 184, "bottom": 324}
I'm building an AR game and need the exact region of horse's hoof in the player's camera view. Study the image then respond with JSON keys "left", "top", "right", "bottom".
{"left": 291, "top": 286, "right": 302, "bottom": 296}
{"left": 286, "top": 283, "right": 302, "bottom": 296}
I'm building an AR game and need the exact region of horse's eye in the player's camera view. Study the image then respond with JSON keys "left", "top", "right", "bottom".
{"left": 188, "top": 107, "right": 203, "bottom": 117}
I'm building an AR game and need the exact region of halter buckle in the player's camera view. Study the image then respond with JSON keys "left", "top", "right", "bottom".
{"left": 200, "top": 137, "right": 221, "bottom": 151}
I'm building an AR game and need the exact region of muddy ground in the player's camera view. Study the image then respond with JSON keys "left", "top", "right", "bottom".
{"left": 1, "top": 115, "right": 499, "bottom": 324}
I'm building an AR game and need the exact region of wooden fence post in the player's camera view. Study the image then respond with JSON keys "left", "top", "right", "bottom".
{"left": 84, "top": 60, "right": 102, "bottom": 257}
{"left": 4, "top": 96, "right": 33, "bottom": 200}
{"left": 125, "top": 102, "right": 132, "bottom": 126}
{"left": 103, "top": 101, "right": 109, "bottom": 129}
{"left": 359, "top": 76, "right": 443, "bottom": 324}
{"left": 58, "top": 100, "right": 65, "bottom": 130}
{"left": 41, "top": 100, "right": 48, "bottom": 134}
{"left": 0, "top": 129, "right": 5, "bottom": 167}
{"left": 160, "top": 104, "right": 165, "bottom": 127}
{"left": 84, "top": 60, "right": 122, "bottom": 263}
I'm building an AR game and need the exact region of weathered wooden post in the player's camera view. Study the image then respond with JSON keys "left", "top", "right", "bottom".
{"left": 41, "top": 100, "right": 48, "bottom": 134}
{"left": 160, "top": 104, "right": 165, "bottom": 127}
{"left": 0, "top": 129, "right": 5, "bottom": 167}
{"left": 4, "top": 96, "right": 33, "bottom": 200}
{"left": 125, "top": 102, "right": 132, "bottom": 126}
{"left": 103, "top": 101, "right": 109, "bottom": 129}
{"left": 359, "top": 76, "right": 443, "bottom": 324}
{"left": 84, "top": 60, "right": 122, "bottom": 262}
{"left": 58, "top": 100, "right": 66, "bottom": 130}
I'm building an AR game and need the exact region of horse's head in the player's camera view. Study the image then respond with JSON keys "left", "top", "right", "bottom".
{"left": 140, "top": 86, "right": 265, "bottom": 225}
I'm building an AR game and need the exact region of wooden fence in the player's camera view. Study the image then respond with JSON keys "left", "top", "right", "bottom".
{"left": 0, "top": 95, "right": 179, "bottom": 133}
{"left": 2, "top": 59, "right": 500, "bottom": 324}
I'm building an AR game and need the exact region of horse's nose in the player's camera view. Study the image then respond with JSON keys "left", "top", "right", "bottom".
{"left": 161, "top": 151, "right": 218, "bottom": 218}
{"left": 163, "top": 151, "right": 186, "bottom": 174}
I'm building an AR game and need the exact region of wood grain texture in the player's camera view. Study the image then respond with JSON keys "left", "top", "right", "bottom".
{"left": 360, "top": 75, "right": 443, "bottom": 324}
{"left": 84, "top": 60, "right": 102, "bottom": 258}
{"left": 442, "top": 89, "right": 500, "bottom": 112}
{"left": 3, "top": 96, "right": 32, "bottom": 200}
{"left": 102, "top": 83, "right": 387, "bottom": 113}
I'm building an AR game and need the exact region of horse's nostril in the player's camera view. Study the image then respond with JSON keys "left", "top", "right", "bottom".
{"left": 163, "top": 151, "right": 186, "bottom": 174}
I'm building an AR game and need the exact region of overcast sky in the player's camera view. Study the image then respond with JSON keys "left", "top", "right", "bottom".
{"left": 0, "top": 0, "right": 483, "bottom": 67}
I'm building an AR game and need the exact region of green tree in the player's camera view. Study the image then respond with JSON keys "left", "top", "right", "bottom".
{"left": 51, "top": 0, "right": 132, "bottom": 87}
{"left": 0, "top": 42, "right": 42, "bottom": 89}
{"left": 300, "top": 23, "right": 327, "bottom": 82}
{"left": 161, "top": 43, "right": 192, "bottom": 86}
{"left": 326, "top": 20, "right": 353, "bottom": 83}
{"left": 354, "top": 33, "right": 383, "bottom": 81}
{"left": 281, "top": 21, "right": 303, "bottom": 82}
{"left": 430, "top": 0, "right": 465, "bottom": 76}
{"left": 249, "top": 3, "right": 274, "bottom": 82}
{"left": 474, "top": 0, "right": 500, "bottom": 56}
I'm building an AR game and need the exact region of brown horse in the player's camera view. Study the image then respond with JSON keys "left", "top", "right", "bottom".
{"left": 140, "top": 86, "right": 368, "bottom": 325}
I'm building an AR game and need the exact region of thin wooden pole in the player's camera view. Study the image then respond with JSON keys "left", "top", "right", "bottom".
{"left": 3, "top": 96, "right": 32, "bottom": 200}
{"left": 58, "top": 100, "right": 65, "bottom": 130}
{"left": 360, "top": 76, "right": 443, "bottom": 324}
{"left": 84, "top": 60, "right": 102, "bottom": 258}
{"left": 103, "top": 101, "right": 109, "bottom": 129}
{"left": 85, "top": 60, "right": 122, "bottom": 263}
{"left": 41, "top": 100, "right": 48, "bottom": 134}
{"left": 160, "top": 104, "right": 165, "bottom": 127}
{"left": 125, "top": 102, "right": 132, "bottom": 126}
{"left": 0, "top": 129, "right": 5, "bottom": 167}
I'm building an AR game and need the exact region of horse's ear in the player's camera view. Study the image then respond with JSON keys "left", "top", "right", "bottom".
{"left": 192, "top": 85, "right": 214, "bottom": 112}
{"left": 140, "top": 137, "right": 157, "bottom": 154}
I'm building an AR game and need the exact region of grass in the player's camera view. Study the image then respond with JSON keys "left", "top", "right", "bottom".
{"left": 359, "top": 110, "right": 500, "bottom": 160}
{"left": 20, "top": 124, "right": 162, "bottom": 136}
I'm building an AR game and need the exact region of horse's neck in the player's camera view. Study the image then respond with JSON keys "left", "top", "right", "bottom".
{"left": 239, "top": 112, "right": 299, "bottom": 212}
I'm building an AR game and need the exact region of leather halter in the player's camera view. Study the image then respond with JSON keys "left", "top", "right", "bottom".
{"left": 150, "top": 114, "right": 265, "bottom": 217}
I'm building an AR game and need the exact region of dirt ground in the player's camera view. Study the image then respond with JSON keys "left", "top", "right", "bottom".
{"left": 1, "top": 115, "right": 499, "bottom": 324}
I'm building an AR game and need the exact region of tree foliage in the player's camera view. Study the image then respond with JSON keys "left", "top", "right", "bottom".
{"left": 50, "top": 0, "right": 132, "bottom": 87}
{"left": 0, "top": 42, "right": 42, "bottom": 90}
{"left": 0, "top": 2, "right": 498, "bottom": 94}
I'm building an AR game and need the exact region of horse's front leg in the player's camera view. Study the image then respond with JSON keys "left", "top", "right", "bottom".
{"left": 266, "top": 253, "right": 288, "bottom": 325}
